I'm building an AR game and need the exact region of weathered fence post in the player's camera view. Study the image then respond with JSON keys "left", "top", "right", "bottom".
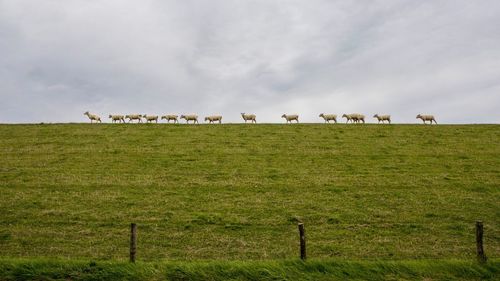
{"left": 130, "top": 223, "right": 137, "bottom": 263}
{"left": 476, "top": 221, "right": 487, "bottom": 263}
{"left": 298, "top": 223, "right": 306, "bottom": 260}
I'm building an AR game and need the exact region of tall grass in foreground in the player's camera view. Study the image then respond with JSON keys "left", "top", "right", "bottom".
{"left": 0, "top": 258, "right": 498, "bottom": 281}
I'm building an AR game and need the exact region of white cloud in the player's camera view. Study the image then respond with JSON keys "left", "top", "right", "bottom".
{"left": 0, "top": 0, "right": 499, "bottom": 123}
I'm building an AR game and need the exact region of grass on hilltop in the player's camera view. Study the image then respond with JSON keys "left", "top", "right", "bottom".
{"left": 0, "top": 124, "right": 499, "bottom": 263}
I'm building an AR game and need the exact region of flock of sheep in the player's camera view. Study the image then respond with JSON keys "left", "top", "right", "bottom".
{"left": 84, "top": 111, "right": 438, "bottom": 124}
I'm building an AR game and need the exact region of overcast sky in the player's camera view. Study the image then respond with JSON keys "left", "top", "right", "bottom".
{"left": 1, "top": 0, "right": 499, "bottom": 124}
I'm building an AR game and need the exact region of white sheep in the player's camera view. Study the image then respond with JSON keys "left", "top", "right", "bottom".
{"left": 319, "top": 113, "right": 337, "bottom": 123}
{"left": 126, "top": 114, "right": 143, "bottom": 123}
{"left": 205, "top": 115, "right": 222, "bottom": 124}
{"left": 84, "top": 111, "right": 101, "bottom": 123}
{"left": 180, "top": 114, "right": 199, "bottom": 124}
{"left": 241, "top": 113, "right": 257, "bottom": 123}
{"left": 342, "top": 114, "right": 354, "bottom": 123}
{"left": 143, "top": 114, "right": 158, "bottom": 123}
{"left": 416, "top": 114, "right": 437, "bottom": 124}
{"left": 108, "top": 114, "right": 125, "bottom": 123}
{"left": 373, "top": 114, "right": 391, "bottom": 124}
{"left": 161, "top": 114, "right": 178, "bottom": 123}
{"left": 342, "top": 113, "right": 365, "bottom": 124}
{"left": 281, "top": 114, "right": 299, "bottom": 123}
{"left": 352, "top": 113, "right": 365, "bottom": 124}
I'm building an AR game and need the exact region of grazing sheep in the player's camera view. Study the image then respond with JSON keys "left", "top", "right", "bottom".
{"left": 161, "top": 114, "right": 178, "bottom": 123}
{"left": 126, "top": 114, "right": 143, "bottom": 123}
{"left": 180, "top": 114, "right": 199, "bottom": 124}
{"left": 143, "top": 114, "right": 158, "bottom": 123}
{"left": 373, "top": 114, "right": 391, "bottom": 124}
{"left": 241, "top": 113, "right": 257, "bottom": 123}
{"left": 205, "top": 115, "right": 222, "bottom": 124}
{"left": 319, "top": 113, "right": 337, "bottom": 123}
{"left": 108, "top": 114, "right": 125, "bottom": 123}
{"left": 416, "top": 114, "right": 437, "bottom": 124}
{"left": 84, "top": 111, "right": 101, "bottom": 123}
{"left": 281, "top": 114, "right": 299, "bottom": 123}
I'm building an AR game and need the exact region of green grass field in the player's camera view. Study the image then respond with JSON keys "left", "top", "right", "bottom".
{"left": 0, "top": 124, "right": 499, "bottom": 279}
{"left": 1, "top": 258, "right": 498, "bottom": 281}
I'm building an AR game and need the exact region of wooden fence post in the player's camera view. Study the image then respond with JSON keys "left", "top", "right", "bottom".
{"left": 476, "top": 221, "right": 487, "bottom": 263}
{"left": 298, "top": 223, "right": 306, "bottom": 260}
{"left": 130, "top": 223, "right": 137, "bottom": 263}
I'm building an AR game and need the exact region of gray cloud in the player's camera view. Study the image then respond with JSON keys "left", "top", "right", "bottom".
{"left": 1, "top": 0, "right": 499, "bottom": 123}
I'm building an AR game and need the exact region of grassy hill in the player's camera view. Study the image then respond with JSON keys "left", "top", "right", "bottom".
{"left": 0, "top": 123, "right": 499, "bottom": 279}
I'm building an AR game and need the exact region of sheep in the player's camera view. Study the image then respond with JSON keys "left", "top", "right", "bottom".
{"left": 281, "top": 114, "right": 299, "bottom": 123}
{"left": 84, "top": 111, "right": 101, "bottom": 123}
{"left": 241, "top": 113, "right": 257, "bottom": 123}
{"left": 416, "top": 114, "right": 437, "bottom": 124}
{"left": 342, "top": 114, "right": 354, "bottom": 123}
{"left": 353, "top": 114, "right": 365, "bottom": 124}
{"left": 205, "top": 115, "right": 222, "bottom": 124}
{"left": 126, "top": 114, "right": 143, "bottom": 123}
{"left": 180, "top": 114, "right": 199, "bottom": 124}
{"left": 161, "top": 114, "right": 178, "bottom": 123}
{"left": 319, "top": 113, "right": 337, "bottom": 123}
{"left": 373, "top": 114, "right": 391, "bottom": 124}
{"left": 342, "top": 113, "right": 365, "bottom": 124}
{"left": 143, "top": 114, "right": 158, "bottom": 123}
{"left": 108, "top": 114, "right": 125, "bottom": 123}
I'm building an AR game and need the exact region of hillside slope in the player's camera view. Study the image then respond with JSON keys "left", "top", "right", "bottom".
{"left": 0, "top": 124, "right": 499, "bottom": 260}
